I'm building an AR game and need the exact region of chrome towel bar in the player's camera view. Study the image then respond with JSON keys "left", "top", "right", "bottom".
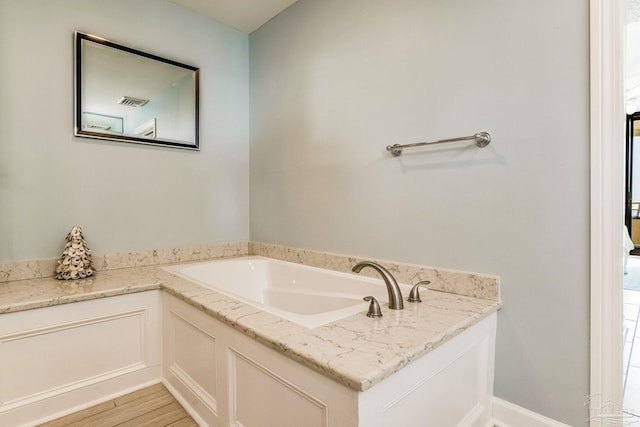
{"left": 386, "top": 131, "right": 491, "bottom": 157}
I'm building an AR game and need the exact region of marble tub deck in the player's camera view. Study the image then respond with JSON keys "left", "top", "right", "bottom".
{"left": 0, "top": 257, "right": 501, "bottom": 392}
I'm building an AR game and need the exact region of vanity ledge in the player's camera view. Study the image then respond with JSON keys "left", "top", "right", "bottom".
{"left": 0, "top": 251, "right": 501, "bottom": 392}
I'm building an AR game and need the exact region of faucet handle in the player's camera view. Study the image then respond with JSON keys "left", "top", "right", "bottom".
{"left": 363, "top": 296, "right": 383, "bottom": 318}
{"left": 407, "top": 280, "right": 431, "bottom": 303}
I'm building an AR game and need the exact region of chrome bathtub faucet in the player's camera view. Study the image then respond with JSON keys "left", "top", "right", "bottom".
{"left": 352, "top": 261, "right": 404, "bottom": 310}
{"left": 407, "top": 280, "right": 431, "bottom": 303}
{"left": 363, "top": 296, "right": 383, "bottom": 317}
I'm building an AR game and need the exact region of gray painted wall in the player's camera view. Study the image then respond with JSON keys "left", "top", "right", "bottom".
{"left": 0, "top": 0, "right": 250, "bottom": 261}
{"left": 249, "top": 0, "right": 590, "bottom": 425}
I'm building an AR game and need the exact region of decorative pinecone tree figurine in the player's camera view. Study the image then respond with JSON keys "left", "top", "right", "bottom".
{"left": 55, "top": 226, "right": 95, "bottom": 280}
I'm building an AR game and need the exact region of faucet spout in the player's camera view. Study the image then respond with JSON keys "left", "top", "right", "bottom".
{"left": 352, "top": 261, "right": 404, "bottom": 310}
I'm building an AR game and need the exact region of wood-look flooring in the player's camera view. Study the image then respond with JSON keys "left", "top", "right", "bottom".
{"left": 37, "top": 383, "right": 198, "bottom": 427}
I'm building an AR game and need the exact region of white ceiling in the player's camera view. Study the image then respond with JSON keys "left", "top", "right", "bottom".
{"left": 169, "top": 0, "right": 299, "bottom": 34}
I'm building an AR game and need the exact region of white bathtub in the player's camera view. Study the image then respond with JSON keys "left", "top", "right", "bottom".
{"left": 162, "top": 256, "right": 409, "bottom": 328}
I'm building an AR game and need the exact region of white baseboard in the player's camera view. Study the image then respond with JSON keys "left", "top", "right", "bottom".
{"left": 491, "top": 397, "right": 572, "bottom": 427}
{"left": 161, "top": 379, "right": 208, "bottom": 427}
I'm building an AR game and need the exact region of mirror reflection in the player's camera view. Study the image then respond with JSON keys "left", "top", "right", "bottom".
{"left": 75, "top": 32, "right": 199, "bottom": 149}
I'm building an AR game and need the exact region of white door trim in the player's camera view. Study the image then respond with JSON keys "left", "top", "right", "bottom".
{"left": 590, "top": 0, "right": 625, "bottom": 425}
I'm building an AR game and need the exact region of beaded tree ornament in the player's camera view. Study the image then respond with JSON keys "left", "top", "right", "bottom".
{"left": 55, "top": 226, "right": 95, "bottom": 280}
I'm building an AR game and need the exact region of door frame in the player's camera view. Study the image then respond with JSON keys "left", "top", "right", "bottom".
{"left": 590, "top": 0, "right": 625, "bottom": 424}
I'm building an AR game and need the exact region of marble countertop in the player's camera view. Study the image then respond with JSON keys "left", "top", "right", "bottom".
{"left": 0, "top": 259, "right": 501, "bottom": 392}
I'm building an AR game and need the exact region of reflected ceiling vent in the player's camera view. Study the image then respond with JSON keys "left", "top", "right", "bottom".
{"left": 117, "top": 96, "right": 149, "bottom": 108}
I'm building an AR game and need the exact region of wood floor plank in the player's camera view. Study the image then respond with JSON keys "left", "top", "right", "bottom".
{"left": 117, "top": 401, "right": 190, "bottom": 426}
{"left": 114, "top": 383, "right": 167, "bottom": 406}
{"left": 167, "top": 416, "right": 200, "bottom": 427}
{"left": 37, "top": 400, "right": 116, "bottom": 427}
{"left": 80, "top": 392, "right": 176, "bottom": 427}
{"left": 37, "top": 384, "right": 198, "bottom": 427}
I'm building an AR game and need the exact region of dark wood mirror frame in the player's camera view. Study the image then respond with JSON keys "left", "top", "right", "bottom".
{"left": 74, "top": 32, "right": 200, "bottom": 150}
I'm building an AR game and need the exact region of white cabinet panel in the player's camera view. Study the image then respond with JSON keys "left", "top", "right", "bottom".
{"left": 162, "top": 292, "right": 496, "bottom": 427}
{"left": 162, "top": 293, "right": 358, "bottom": 427}
{"left": 358, "top": 314, "right": 496, "bottom": 427}
{"left": 0, "top": 287, "right": 496, "bottom": 427}
{"left": 0, "top": 291, "right": 161, "bottom": 427}
{"left": 1, "top": 311, "right": 144, "bottom": 405}
{"left": 168, "top": 310, "right": 218, "bottom": 411}
{"left": 162, "top": 294, "right": 223, "bottom": 427}
{"left": 229, "top": 349, "right": 327, "bottom": 427}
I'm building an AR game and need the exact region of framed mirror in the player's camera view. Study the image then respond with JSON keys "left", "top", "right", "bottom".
{"left": 74, "top": 32, "right": 199, "bottom": 150}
